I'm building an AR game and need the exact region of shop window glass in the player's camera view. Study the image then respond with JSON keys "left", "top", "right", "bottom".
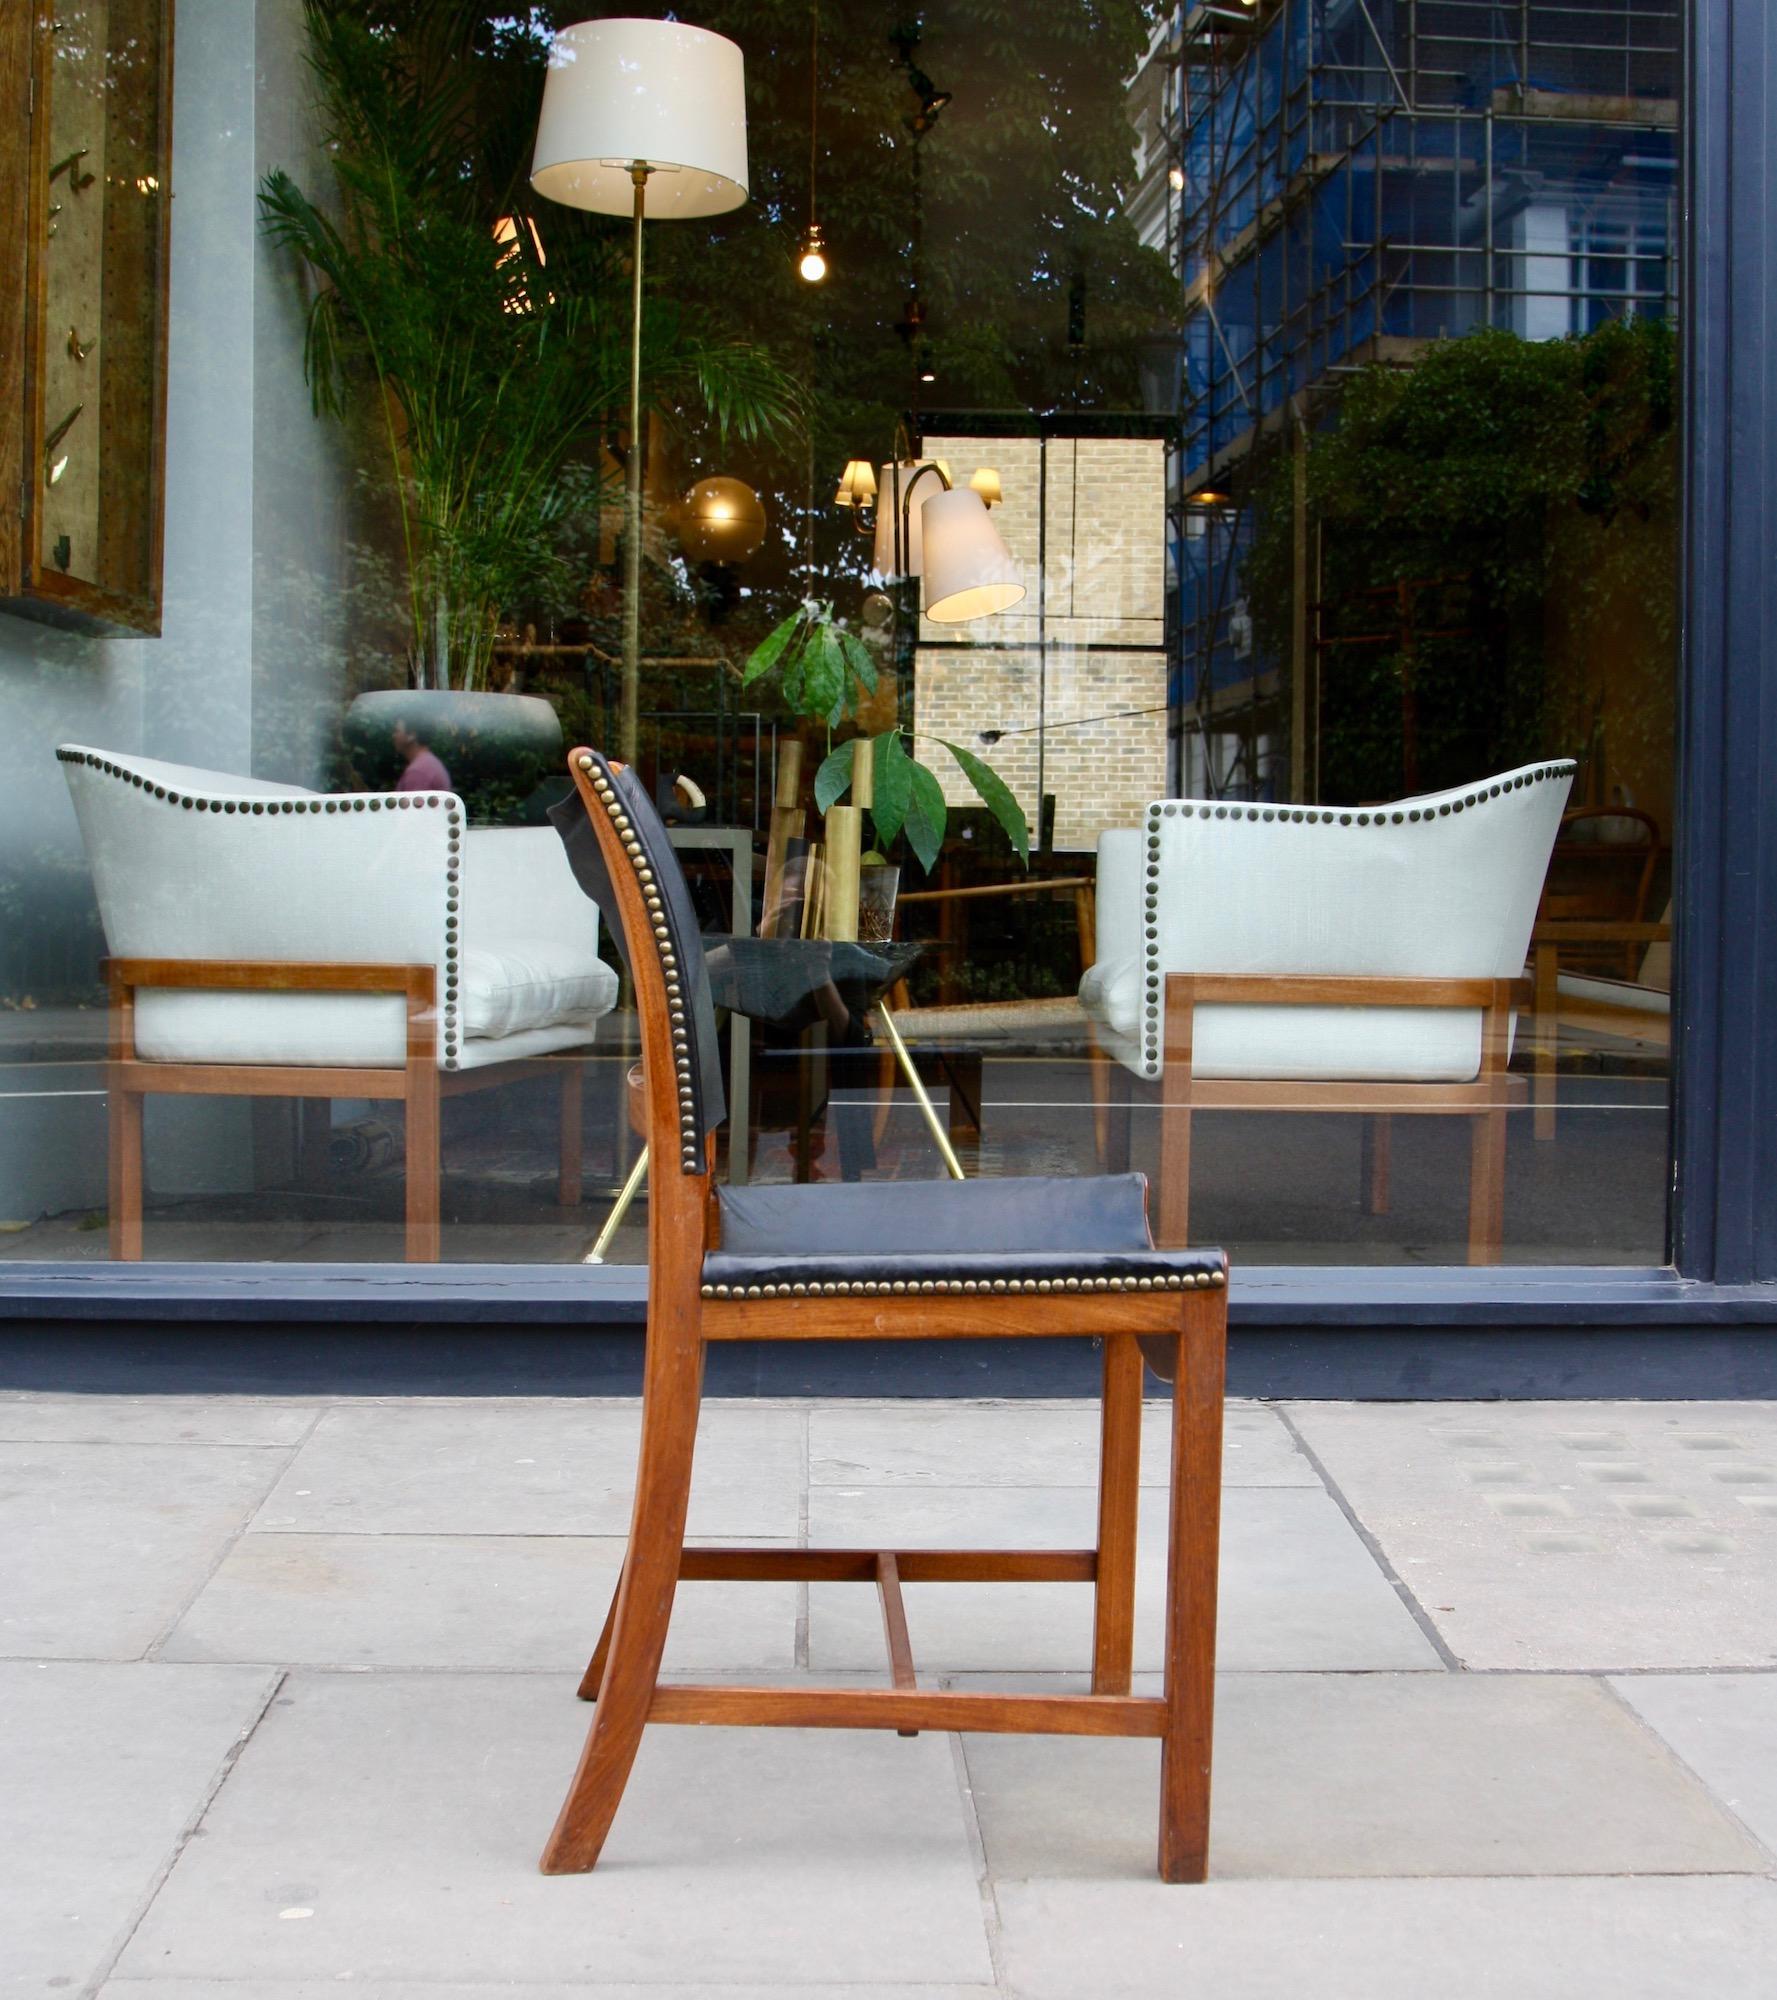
{"left": 0, "top": 0, "right": 1679, "bottom": 1270}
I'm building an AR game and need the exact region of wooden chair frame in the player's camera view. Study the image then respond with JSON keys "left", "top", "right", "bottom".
{"left": 543, "top": 752, "right": 1230, "bottom": 1885}
{"left": 104, "top": 957, "right": 587, "bottom": 1263}
{"left": 1529, "top": 919, "right": 1672, "bottom": 1141}
{"left": 1100, "top": 973, "right": 1528, "bottom": 1262}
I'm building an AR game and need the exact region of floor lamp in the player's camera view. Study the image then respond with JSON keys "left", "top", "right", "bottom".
{"left": 531, "top": 18, "right": 750, "bottom": 765}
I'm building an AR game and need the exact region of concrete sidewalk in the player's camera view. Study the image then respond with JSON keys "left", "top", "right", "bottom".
{"left": 4, "top": 1389, "right": 1776, "bottom": 1998}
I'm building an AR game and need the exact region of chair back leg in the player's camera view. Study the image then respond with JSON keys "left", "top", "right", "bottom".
{"left": 1158, "top": 1294, "right": 1227, "bottom": 1883}
{"left": 1091, "top": 1333, "right": 1144, "bottom": 1694}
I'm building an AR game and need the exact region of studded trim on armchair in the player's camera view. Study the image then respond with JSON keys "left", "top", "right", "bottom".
{"left": 1137, "top": 759, "right": 1579, "bottom": 1080}
{"left": 56, "top": 746, "right": 469, "bottom": 1068}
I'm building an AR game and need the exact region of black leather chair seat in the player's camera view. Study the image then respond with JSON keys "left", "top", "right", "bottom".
{"left": 703, "top": 1174, "right": 1226, "bottom": 1299}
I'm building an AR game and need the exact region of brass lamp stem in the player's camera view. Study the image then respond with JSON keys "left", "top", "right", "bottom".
{"left": 622, "top": 162, "right": 652, "bottom": 765}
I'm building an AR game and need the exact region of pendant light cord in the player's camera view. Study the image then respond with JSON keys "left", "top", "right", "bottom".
{"left": 808, "top": 5, "right": 819, "bottom": 232}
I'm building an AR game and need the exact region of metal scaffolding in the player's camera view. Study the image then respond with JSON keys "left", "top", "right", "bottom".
{"left": 1133, "top": 0, "right": 1680, "bottom": 799}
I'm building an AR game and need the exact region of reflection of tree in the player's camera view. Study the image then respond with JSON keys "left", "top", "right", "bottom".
{"left": 1247, "top": 320, "right": 1677, "bottom": 806}
{"left": 650, "top": 0, "right": 1174, "bottom": 610}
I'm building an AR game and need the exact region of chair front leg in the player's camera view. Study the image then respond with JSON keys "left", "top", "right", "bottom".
{"left": 541, "top": 1292, "right": 705, "bottom": 1874}
{"left": 1092, "top": 1334, "right": 1144, "bottom": 1694}
{"left": 403, "top": 969, "right": 441, "bottom": 1263}
{"left": 1158, "top": 1292, "right": 1226, "bottom": 1884}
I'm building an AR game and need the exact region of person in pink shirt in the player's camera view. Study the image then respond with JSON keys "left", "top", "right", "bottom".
{"left": 392, "top": 718, "right": 452, "bottom": 793}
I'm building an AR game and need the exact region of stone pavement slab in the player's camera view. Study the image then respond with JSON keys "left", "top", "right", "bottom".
{"left": 1610, "top": 1672, "right": 1777, "bottom": 1859}
{"left": 961, "top": 1672, "right": 1767, "bottom": 1880}
{"left": 250, "top": 1401, "right": 804, "bottom": 1539}
{"left": 115, "top": 1672, "right": 995, "bottom": 1989}
{"left": 809, "top": 1399, "right": 1313, "bottom": 1488}
{"left": 0, "top": 1662, "right": 277, "bottom": 2000}
{"left": 0, "top": 1442, "right": 294, "bottom": 1659}
{"left": 992, "top": 1875, "right": 1777, "bottom": 2000}
{"left": 159, "top": 1531, "right": 797, "bottom": 1673}
{"left": 1286, "top": 1400, "right": 1777, "bottom": 1668}
{"left": 808, "top": 1485, "right": 1438, "bottom": 1673}
{"left": 0, "top": 1395, "right": 318, "bottom": 1446}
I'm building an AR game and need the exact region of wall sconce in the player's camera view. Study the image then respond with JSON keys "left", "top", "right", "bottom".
{"left": 835, "top": 443, "right": 1023, "bottom": 621}
{"left": 834, "top": 459, "right": 877, "bottom": 508}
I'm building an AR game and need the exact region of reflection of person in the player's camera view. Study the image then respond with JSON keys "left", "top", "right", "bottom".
{"left": 393, "top": 718, "right": 451, "bottom": 793}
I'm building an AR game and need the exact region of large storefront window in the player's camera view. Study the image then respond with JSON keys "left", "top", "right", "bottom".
{"left": 0, "top": 0, "right": 1679, "bottom": 1271}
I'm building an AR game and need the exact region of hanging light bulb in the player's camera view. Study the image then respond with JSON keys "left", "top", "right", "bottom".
{"left": 797, "top": 7, "right": 830, "bottom": 285}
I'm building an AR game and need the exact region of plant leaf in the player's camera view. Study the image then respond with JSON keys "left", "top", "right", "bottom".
{"left": 940, "top": 739, "right": 1030, "bottom": 866}
{"left": 802, "top": 623, "right": 847, "bottom": 727}
{"left": 905, "top": 759, "right": 948, "bottom": 874}
{"left": 837, "top": 627, "right": 879, "bottom": 695}
{"left": 870, "top": 728, "right": 912, "bottom": 846}
{"left": 813, "top": 738, "right": 856, "bottom": 814}
{"left": 742, "top": 609, "right": 805, "bottom": 687}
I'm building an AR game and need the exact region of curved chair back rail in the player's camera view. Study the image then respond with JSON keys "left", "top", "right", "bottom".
{"left": 550, "top": 748, "right": 726, "bottom": 1169}
{"left": 1084, "top": 760, "right": 1575, "bottom": 1082}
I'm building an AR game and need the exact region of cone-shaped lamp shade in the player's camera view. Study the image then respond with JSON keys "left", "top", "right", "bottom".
{"left": 531, "top": 18, "right": 748, "bottom": 218}
{"left": 920, "top": 487, "right": 1026, "bottom": 623}
{"left": 835, "top": 459, "right": 877, "bottom": 507}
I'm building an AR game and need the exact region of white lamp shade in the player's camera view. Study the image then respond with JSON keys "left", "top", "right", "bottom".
{"left": 920, "top": 487, "right": 1026, "bottom": 623}
{"left": 531, "top": 18, "right": 748, "bottom": 219}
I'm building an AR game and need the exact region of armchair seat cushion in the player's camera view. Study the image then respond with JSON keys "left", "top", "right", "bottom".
{"left": 705, "top": 1173, "right": 1226, "bottom": 1297}
{"left": 461, "top": 942, "right": 619, "bottom": 1040}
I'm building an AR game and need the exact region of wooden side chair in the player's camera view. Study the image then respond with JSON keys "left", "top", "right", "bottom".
{"left": 543, "top": 748, "right": 1230, "bottom": 1883}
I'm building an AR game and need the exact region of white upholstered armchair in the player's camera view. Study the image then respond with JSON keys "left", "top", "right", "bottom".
{"left": 1080, "top": 760, "right": 1574, "bottom": 1261}
{"left": 60, "top": 744, "right": 620, "bottom": 1260}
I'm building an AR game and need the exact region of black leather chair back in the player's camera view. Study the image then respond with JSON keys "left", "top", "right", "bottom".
{"left": 550, "top": 750, "right": 726, "bottom": 1172}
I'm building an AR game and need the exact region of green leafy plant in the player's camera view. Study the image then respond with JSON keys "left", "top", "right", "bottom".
{"left": 742, "top": 601, "right": 1029, "bottom": 873}
{"left": 1244, "top": 317, "right": 1676, "bottom": 802}
{"left": 258, "top": 0, "right": 797, "bottom": 692}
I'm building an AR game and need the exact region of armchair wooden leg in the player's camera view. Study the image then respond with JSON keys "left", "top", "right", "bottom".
{"left": 558, "top": 1063, "right": 584, "bottom": 1208}
{"left": 405, "top": 1065, "right": 441, "bottom": 1264}
{"left": 108, "top": 1085, "right": 144, "bottom": 1262}
{"left": 1157, "top": 1096, "right": 1192, "bottom": 1250}
{"left": 1466, "top": 1107, "right": 1508, "bottom": 1263}
{"left": 1158, "top": 1300, "right": 1225, "bottom": 1884}
{"left": 1533, "top": 941, "right": 1559, "bottom": 1142}
{"left": 542, "top": 1312, "right": 705, "bottom": 1874}
{"left": 1092, "top": 1334, "right": 1143, "bottom": 1695}
{"left": 1361, "top": 1113, "right": 1393, "bottom": 1215}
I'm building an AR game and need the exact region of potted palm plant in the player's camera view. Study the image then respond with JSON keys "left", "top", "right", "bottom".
{"left": 259, "top": 1, "right": 795, "bottom": 782}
